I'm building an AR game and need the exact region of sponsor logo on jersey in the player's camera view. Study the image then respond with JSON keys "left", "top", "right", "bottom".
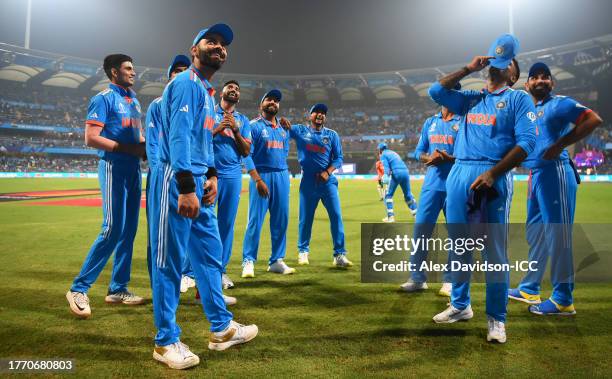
{"left": 262, "top": 129, "right": 269, "bottom": 138}
{"left": 180, "top": 104, "right": 189, "bottom": 112}
{"left": 429, "top": 123, "right": 436, "bottom": 132}
{"left": 267, "top": 141, "right": 284, "bottom": 149}
{"left": 90, "top": 112, "right": 98, "bottom": 119}
{"left": 306, "top": 144, "right": 326, "bottom": 153}
{"left": 117, "top": 103, "right": 127, "bottom": 114}
{"left": 429, "top": 135, "right": 455, "bottom": 145}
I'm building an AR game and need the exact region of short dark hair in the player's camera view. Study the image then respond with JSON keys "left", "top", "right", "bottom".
{"left": 103, "top": 54, "right": 133, "bottom": 80}
{"left": 510, "top": 58, "right": 520, "bottom": 86}
{"left": 223, "top": 80, "right": 240, "bottom": 89}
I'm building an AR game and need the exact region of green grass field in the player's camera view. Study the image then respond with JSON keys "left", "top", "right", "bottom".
{"left": 0, "top": 178, "right": 611, "bottom": 378}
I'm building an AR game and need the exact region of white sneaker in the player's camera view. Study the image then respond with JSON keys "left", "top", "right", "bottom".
{"left": 66, "top": 290, "right": 91, "bottom": 319}
{"left": 399, "top": 280, "right": 428, "bottom": 293}
{"left": 267, "top": 259, "right": 296, "bottom": 275}
{"left": 298, "top": 252, "right": 310, "bottom": 265}
{"left": 208, "top": 320, "right": 259, "bottom": 351}
{"left": 382, "top": 216, "right": 395, "bottom": 223}
{"left": 153, "top": 341, "right": 200, "bottom": 370}
{"left": 104, "top": 290, "right": 144, "bottom": 305}
{"left": 486, "top": 316, "right": 507, "bottom": 343}
{"left": 410, "top": 208, "right": 418, "bottom": 216}
{"left": 223, "top": 295, "right": 237, "bottom": 306}
{"left": 222, "top": 274, "right": 235, "bottom": 289}
{"left": 438, "top": 282, "right": 452, "bottom": 297}
{"left": 180, "top": 276, "right": 196, "bottom": 293}
{"left": 333, "top": 254, "right": 353, "bottom": 268}
{"left": 433, "top": 304, "right": 473, "bottom": 323}
{"left": 241, "top": 261, "right": 255, "bottom": 278}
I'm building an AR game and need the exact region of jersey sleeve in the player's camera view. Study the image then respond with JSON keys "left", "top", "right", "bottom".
{"left": 555, "top": 96, "right": 591, "bottom": 125}
{"left": 512, "top": 91, "right": 538, "bottom": 155}
{"left": 239, "top": 114, "right": 252, "bottom": 142}
{"left": 428, "top": 82, "right": 482, "bottom": 115}
{"left": 381, "top": 152, "right": 391, "bottom": 174}
{"left": 168, "top": 79, "right": 199, "bottom": 173}
{"left": 414, "top": 119, "right": 430, "bottom": 160}
{"left": 86, "top": 94, "right": 109, "bottom": 127}
{"left": 289, "top": 124, "right": 300, "bottom": 139}
{"left": 330, "top": 131, "right": 343, "bottom": 169}
{"left": 145, "top": 100, "right": 160, "bottom": 166}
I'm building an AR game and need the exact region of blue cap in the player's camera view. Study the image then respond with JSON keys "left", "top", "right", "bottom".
{"left": 192, "top": 23, "right": 233, "bottom": 46}
{"left": 309, "top": 103, "right": 328, "bottom": 114}
{"left": 528, "top": 62, "right": 552, "bottom": 78}
{"left": 261, "top": 89, "right": 282, "bottom": 103}
{"left": 377, "top": 142, "right": 388, "bottom": 151}
{"left": 487, "top": 34, "right": 520, "bottom": 69}
{"left": 167, "top": 54, "right": 190, "bottom": 79}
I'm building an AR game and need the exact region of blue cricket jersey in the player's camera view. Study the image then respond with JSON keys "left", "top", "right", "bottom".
{"left": 523, "top": 94, "right": 591, "bottom": 169}
{"left": 289, "top": 124, "right": 343, "bottom": 174}
{"left": 85, "top": 83, "right": 142, "bottom": 163}
{"left": 244, "top": 116, "right": 289, "bottom": 173}
{"left": 145, "top": 97, "right": 162, "bottom": 168}
{"left": 414, "top": 112, "right": 460, "bottom": 191}
{"left": 158, "top": 66, "right": 216, "bottom": 176}
{"left": 213, "top": 104, "right": 252, "bottom": 178}
{"left": 380, "top": 149, "right": 408, "bottom": 174}
{"left": 428, "top": 83, "right": 537, "bottom": 162}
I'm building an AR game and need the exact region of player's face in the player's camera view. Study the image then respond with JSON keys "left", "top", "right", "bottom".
{"left": 195, "top": 34, "right": 228, "bottom": 70}
{"left": 114, "top": 61, "right": 135, "bottom": 87}
{"left": 261, "top": 97, "right": 279, "bottom": 116}
{"left": 169, "top": 65, "right": 188, "bottom": 81}
{"left": 310, "top": 111, "right": 326, "bottom": 126}
{"left": 222, "top": 83, "right": 240, "bottom": 104}
{"left": 526, "top": 72, "right": 553, "bottom": 100}
{"left": 507, "top": 60, "right": 519, "bottom": 87}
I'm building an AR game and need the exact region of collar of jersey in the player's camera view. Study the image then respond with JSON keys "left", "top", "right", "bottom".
{"left": 259, "top": 116, "right": 279, "bottom": 128}
{"left": 536, "top": 94, "right": 553, "bottom": 106}
{"left": 308, "top": 125, "right": 325, "bottom": 133}
{"left": 109, "top": 83, "right": 135, "bottom": 97}
{"left": 215, "top": 104, "right": 238, "bottom": 115}
{"left": 190, "top": 66, "right": 215, "bottom": 96}
{"left": 484, "top": 85, "right": 510, "bottom": 96}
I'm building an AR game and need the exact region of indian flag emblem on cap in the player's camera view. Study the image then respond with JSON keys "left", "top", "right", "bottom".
{"left": 495, "top": 46, "right": 504, "bottom": 55}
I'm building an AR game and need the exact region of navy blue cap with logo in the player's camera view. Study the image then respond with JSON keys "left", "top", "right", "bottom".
{"left": 309, "top": 103, "right": 328, "bottom": 114}
{"left": 167, "top": 54, "right": 191, "bottom": 80}
{"left": 261, "top": 89, "right": 282, "bottom": 103}
{"left": 192, "top": 23, "right": 234, "bottom": 46}
{"left": 487, "top": 33, "right": 520, "bottom": 69}
{"left": 528, "top": 62, "right": 552, "bottom": 79}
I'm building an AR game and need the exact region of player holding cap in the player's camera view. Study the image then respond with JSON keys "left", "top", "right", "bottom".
{"left": 212, "top": 80, "right": 251, "bottom": 288}
{"left": 428, "top": 34, "right": 537, "bottom": 343}
{"left": 378, "top": 143, "right": 418, "bottom": 222}
{"left": 148, "top": 24, "right": 257, "bottom": 370}
{"left": 280, "top": 103, "right": 352, "bottom": 268}
{"left": 400, "top": 84, "right": 461, "bottom": 296}
{"left": 66, "top": 54, "right": 146, "bottom": 319}
{"left": 241, "top": 89, "right": 295, "bottom": 277}
{"left": 145, "top": 54, "right": 190, "bottom": 284}
{"left": 508, "top": 62, "right": 602, "bottom": 315}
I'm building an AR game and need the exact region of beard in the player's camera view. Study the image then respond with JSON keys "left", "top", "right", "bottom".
{"left": 198, "top": 47, "right": 225, "bottom": 71}
{"left": 529, "top": 84, "right": 552, "bottom": 100}
{"left": 222, "top": 92, "right": 239, "bottom": 104}
{"left": 263, "top": 104, "right": 278, "bottom": 116}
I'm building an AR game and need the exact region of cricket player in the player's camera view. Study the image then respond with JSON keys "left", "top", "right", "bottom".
{"left": 66, "top": 54, "right": 146, "bottom": 319}
{"left": 241, "top": 89, "right": 295, "bottom": 278}
{"left": 146, "top": 54, "right": 190, "bottom": 285}
{"left": 378, "top": 143, "right": 418, "bottom": 222}
{"left": 148, "top": 24, "right": 257, "bottom": 370}
{"left": 282, "top": 103, "right": 352, "bottom": 268}
{"left": 508, "top": 62, "right": 602, "bottom": 315}
{"left": 212, "top": 80, "right": 251, "bottom": 288}
{"left": 400, "top": 94, "right": 461, "bottom": 296}
{"left": 376, "top": 159, "right": 386, "bottom": 201}
{"left": 428, "top": 34, "right": 536, "bottom": 343}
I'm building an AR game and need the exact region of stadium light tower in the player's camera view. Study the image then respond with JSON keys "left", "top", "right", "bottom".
{"left": 24, "top": 0, "right": 32, "bottom": 49}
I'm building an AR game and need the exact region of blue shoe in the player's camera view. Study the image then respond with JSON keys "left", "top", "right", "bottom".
{"left": 408, "top": 199, "right": 418, "bottom": 216}
{"left": 508, "top": 288, "right": 541, "bottom": 305}
{"left": 528, "top": 299, "right": 576, "bottom": 316}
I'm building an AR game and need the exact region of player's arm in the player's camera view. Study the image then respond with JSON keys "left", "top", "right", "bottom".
{"left": 414, "top": 120, "right": 430, "bottom": 163}
{"left": 168, "top": 80, "right": 200, "bottom": 218}
{"left": 231, "top": 114, "right": 252, "bottom": 157}
{"left": 320, "top": 132, "right": 343, "bottom": 182}
{"left": 244, "top": 126, "right": 269, "bottom": 198}
{"left": 543, "top": 100, "right": 603, "bottom": 160}
{"left": 471, "top": 92, "right": 537, "bottom": 190}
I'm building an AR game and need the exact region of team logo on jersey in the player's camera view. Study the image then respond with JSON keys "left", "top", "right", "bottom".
{"left": 322, "top": 137, "right": 330, "bottom": 145}
{"left": 496, "top": 101, "right": 506, "bottom": 109}
{"left": 262, "top": 128, "right": 269, "bottom": 138}
{"left": 215, "top": 114, "right": 222, "bottom": 122}
{"left": 280, "top": 130, "right": 286, "bottom": 138}
{"left": 495, "top": 46, "right": 504, "bottom": 55}
{"left": 117, "top": 103, "right": 127, "bottom": 114}
{"left": 527, "top": 111, "right": 537, "bottom": 122}
{"left": 537, "top": 110, "right": 544, "bottom": 118}
{"left": 452, "top": 123, "right": 459, "bottom": 132}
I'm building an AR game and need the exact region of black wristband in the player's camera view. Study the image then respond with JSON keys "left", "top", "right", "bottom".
{"left": 205, "top": 167, "right": 218, "bottom": 179}
{"left": 176, "top": 171, "right": 196, "bottom": 194}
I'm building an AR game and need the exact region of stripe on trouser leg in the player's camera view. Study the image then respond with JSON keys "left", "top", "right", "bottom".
{"left": 102, "top": 161, "right": 113, "bottom": 239}
{"left": 556, "top": 161, "right": 570, "bottom": 248}
{"left": 156, "top": 165, "right": 173, "bottom": 269}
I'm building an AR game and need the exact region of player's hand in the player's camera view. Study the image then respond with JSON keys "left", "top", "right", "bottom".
{"left": 178, "top": 192, "right": 200, "bottom": 219}
{"left": 543, "top": 142, "right": 564, "bottom": 160}
{"left": 466, "top": 56, "right": 494, "bottom": 72}
{"left": 223, "top": 112, "right": 238, "bottom": 133}
{"left": 202, "top": 177, "right": 217, "bottom": 206}
{"left": 470, "top": 170, "right": 495, "bottom": 190}
{"left": 438, "top": 149, "right": 456, "bottom": 163}
{"left": 382, "top": 174, "right": 390, "bottom": 185}
{"left": 425, "top": 150, "right": 444, "bottom": 166}
{"left": 318, "top": 170, "right": 330, "bottom": 183}
{"left": 255, "top": 179, "right": 269, "bottom": 198}
{"left": 279, "top": 117, "right": 291, "bottom": 130}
